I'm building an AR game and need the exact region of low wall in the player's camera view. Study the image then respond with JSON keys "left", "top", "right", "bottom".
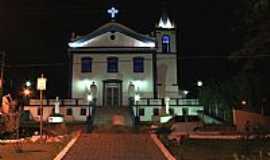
{"left": 233, "top": 109, "right": 270, "bottom": 131}
{"left": 24, "top": 106, "right": 90, "bottom": 122}
{"left": 133, "top": 106, "right": 204, "bottom": 122}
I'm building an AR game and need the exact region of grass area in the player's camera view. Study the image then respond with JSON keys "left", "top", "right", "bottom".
{"left": 0, "top": 140, "right": 69, "bottom": 160}
{"left": 0, "top": 122, "right": 83, "bottom": 160}
{"left": 160, "top": 135, "right": 270, "bottom": 160}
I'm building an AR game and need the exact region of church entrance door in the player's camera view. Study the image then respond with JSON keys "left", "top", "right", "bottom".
{"left": 103, "top": 80, "right": 122, "bottom": 107}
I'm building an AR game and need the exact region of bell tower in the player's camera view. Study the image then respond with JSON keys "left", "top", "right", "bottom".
{"left": 154, "top": 10, "right": 179, "bottom": 98}
{"left": 155, "top": 12, "right": 176, "bottom": 53}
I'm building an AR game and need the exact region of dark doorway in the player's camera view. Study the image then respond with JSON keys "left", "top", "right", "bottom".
{"left": 103, "top": 80, "right": 122, "bottom": 107}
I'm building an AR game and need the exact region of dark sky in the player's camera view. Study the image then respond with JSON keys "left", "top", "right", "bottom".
{"left": 0, "top": 0, "right": 241, "bottom": 97}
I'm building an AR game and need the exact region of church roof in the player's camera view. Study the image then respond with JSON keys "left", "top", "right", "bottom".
{"left": 69, "top": 22, "right": 156, "bottom": 48}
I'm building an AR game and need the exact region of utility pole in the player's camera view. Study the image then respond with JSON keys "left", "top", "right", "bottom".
{"left": 0, "top": 51, "right": 5, "bottom": 98}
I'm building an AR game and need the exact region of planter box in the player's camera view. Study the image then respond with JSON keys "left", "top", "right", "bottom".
{"left": 160, "top": 115, "right": 173, "bottom": 123}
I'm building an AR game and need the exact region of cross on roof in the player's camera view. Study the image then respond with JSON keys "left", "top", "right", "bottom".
{"left": 107, "top": 7, "right": 119, "bottom": 19}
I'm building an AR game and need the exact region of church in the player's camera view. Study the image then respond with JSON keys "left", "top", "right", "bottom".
{"left": 24, "top": 7, "right": 203, "bottom": 123}
{"left": 68, "top": 7, "right": 179, "bottom": 107}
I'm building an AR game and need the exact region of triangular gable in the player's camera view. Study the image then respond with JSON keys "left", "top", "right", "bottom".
{"left": 69, "top": 22, "right": 156, "bottom": 48}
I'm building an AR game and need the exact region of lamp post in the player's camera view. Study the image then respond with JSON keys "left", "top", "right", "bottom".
{"left": 183, "top": 90, "right": 189, "bottom": 98}
{"left": 197, "top": 80, "right": 203, "bottom": 87}
{"left": 86, "top": 93, "right": 93, "bottom": 133}
{"left": 25, "top": 81, "right": 31, "bottom": 87}
{"left": 134, "top": 93, "right": 140, "bottom": 125}
{"left": 196, "top": 80, "right": 203, "bottom": 99}
{"left": 37, "top": 74, "right": 47, "bottom": 137}
{"left": 23, "top": 88, "right": 31, "bottom": 108}
{"left": 165, "top": 97, "right": 170, "bottom": 114}
{"left": 241, "top": 100, "right": 248, "bottom": 110}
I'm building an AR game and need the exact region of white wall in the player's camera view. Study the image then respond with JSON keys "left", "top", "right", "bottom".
{"left": 72, "top": 53, "right": 154, "bottom": 106}
{"left": 133, "top": 106, "right": 204, "bottom": 122}
{"left": 156, "top": 54, "right": 179, "bottom": 98}
{"left": 24, "top": 106, "right": 90, "bottom": 122}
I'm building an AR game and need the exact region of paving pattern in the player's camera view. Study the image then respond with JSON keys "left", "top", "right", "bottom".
{"left": 63, "top": 133, "right": 166, "bottom": 160}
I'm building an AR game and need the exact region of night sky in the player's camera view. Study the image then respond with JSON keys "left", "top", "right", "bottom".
{"left": 0, "top": 0, "right": 241, "bottom": 98}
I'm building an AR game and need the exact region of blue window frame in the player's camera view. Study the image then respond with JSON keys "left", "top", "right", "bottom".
{"left": 81, "top": 57, "right": 92, "bottom": 73}
{"left": 107, "top": 57, "right": 118, "bottom": 73}
{"left": 162, "top": 35, "right": 170, "bottom": 53}
{"left": 133, "top": 57, "right": 144, "bottom": 73}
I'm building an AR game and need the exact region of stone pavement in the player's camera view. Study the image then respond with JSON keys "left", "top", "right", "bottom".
{"left": 63, "top": 133, "right": 167, "bottom": 160}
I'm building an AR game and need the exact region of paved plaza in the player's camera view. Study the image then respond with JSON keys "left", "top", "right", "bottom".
{"left": 63, "top": 133, "right": 166, "bottom": 160}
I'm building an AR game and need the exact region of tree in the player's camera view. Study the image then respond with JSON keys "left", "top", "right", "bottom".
{"left": 229, "top": 0, "right": 270, "bottom": 112}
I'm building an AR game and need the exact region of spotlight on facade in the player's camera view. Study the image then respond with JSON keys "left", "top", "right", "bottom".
{"left": 197, "top": 80, "right": 203, "bottom": 87}
{"left": 25, "top": 81, "right": 31, "bottom": 87}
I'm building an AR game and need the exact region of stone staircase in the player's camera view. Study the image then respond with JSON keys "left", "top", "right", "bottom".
{"left": 93, "top": 107, "right": 133, "bottom": 128}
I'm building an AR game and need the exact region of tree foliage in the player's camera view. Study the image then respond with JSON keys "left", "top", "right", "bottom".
{"left": 197, "top": 0, "right": 270, "bottom": 123}
{"left": 229, "top": 0, "right": 270, "bottom": 112}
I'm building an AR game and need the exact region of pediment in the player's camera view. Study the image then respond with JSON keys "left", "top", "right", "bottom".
{"left": 69, "top": 22, "right": 156, "bottom": 48}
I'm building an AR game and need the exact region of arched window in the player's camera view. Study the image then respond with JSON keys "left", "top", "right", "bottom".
{"left": 81, "top": 57, "right": 92, "bottom": 73}
{"left": 133, "top": 57, "right": 144, "bottom": 73}
{"left": 162, "top": 35, "right": 170, "bottom": 53}
{"left": 107, "top": 57, "right": 118, "bottom": 73}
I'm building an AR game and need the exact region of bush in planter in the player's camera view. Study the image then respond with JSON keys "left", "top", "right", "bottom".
{"left": 155, "top": 117, "right": 175, "bottom": 135}
{"left": 155, "top": 126, "right": 172, "bottom": 135}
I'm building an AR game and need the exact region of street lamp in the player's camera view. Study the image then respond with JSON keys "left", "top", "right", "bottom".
{"left": 134, "top": 93, "right": 141, "bottom": 126}
{"left": 25, "top": 81, "right": 31, "bottom": 87}
{"left": 241, "top": 100, "right": 247, "bottom": 105}
{"left": 165, "top": 96, "right": 170, "bottom": 114}
{"left": 183, "top": 90, "right": 189, "bottom": 98}
{"left": 37, "top": 74, "right": 47, "bottom": 137}
{"left": 86, "top": 93, "right": 93, "bottom": 133}
{"left": 197, "top": 80, "right": 203, "bottom": 87}
{"left": 134, "top": 93, "right": 141, "bottom": 104}
{"left": 196, "top": 80, "right": 203, "bottom": 99}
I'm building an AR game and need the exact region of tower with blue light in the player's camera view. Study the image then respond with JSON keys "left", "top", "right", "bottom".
{"left": 155, "top": 11, "right": 179, "bottom": 98}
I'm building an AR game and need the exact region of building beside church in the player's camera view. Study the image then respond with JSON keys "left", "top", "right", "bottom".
{"left": 68, "top": 7, "right": 179, "bottom": 107}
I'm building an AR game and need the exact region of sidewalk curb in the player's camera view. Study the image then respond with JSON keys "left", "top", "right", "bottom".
{"left": 53, "top": 131, "right": 81, "bottom": 160}
{"left": 150, "top": 134, "right": 176, "bottom": 160}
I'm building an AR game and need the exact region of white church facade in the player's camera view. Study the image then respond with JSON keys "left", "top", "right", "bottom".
{"left": 23, "top": 7, "right": 204, "bottom": 123}
{"left": 68, "top": 8, "right": 179, "bottom": 107}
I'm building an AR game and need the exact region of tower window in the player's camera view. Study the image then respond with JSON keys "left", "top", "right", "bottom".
{"left": 81, "top": 57, "right": 92, "bottom": 73}
{"left": 107, "top": 57, "right": 118, "bottom": 73}
{"left": 162, "top": 35, "right": 170, "bottom": 53}
{"left": 133, "top": 57, "right": 144, "bottom": 73}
